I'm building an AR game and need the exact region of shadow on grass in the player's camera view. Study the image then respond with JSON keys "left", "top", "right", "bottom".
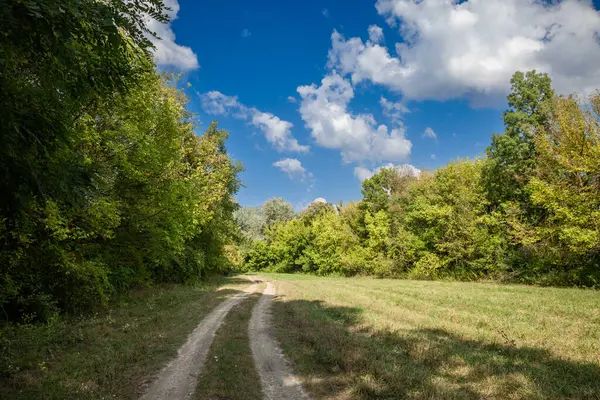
{"left": 273, "top": 298, "right": 600, "bottom": 400}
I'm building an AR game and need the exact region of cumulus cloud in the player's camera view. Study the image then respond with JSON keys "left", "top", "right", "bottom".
{"left": 273, "top": 158, "right": 307, "bottom": 178}
{"left": 354, "top": 163, "right": 421, "bottom": 182}
{"left": 287, "top": 96, "right": 297, "bottom": 103}
{"left": 297, "top": 72, "right": 411, "bottom": 163}
{"left": 147, "top": 0, "right": 199, "bottom": 71}
{"left": 322, "top": 8, "right": 330, "bottom": 17}
{"left": 199, "top": 91, "right": 309, "bottom": 153}
{"left": 368, "top": 25, "right": 384, "bottom": 43}
{"left": 251, "top": 112, "right": 309, "bottom": 153}
{"left": 423, "top": 127, "right": 437, "bottom": 141}
{"left": 200, "top": 91, "right": 246, "bottom": 117}
{"left": 328, "top": 0, "right": 600, "bottom": 103}
{"left": 380, "top": 96, "right": 409, "bottom": 125}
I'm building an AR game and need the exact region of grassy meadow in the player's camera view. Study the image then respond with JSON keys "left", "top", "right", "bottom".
{"left": 2, "top": 273, "right": 598, "bottom": 399}
{"left": 266, "top": 273, "right": 600, "bottom": 399}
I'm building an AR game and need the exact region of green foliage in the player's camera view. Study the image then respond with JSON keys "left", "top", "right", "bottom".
{"left": 234, "top": 207, "right": 266, "bottom": 242}
{"left": 519, "top": 92, "right": 600, "bottom": 285}
{"left": 243, "top": 72, "right": 599, "bottom": 288}
{"left": 398, "top": 160, "right": 508, "bottom": 278}
{"left": 484, "top": 70, "right": 555, "bottom": 207}
{"left": 0, "top": 0, "right": 165, "bottom": 225}
{"left": 408, "top": 252, "right": 442, "bottom": 279}
{"left": 262, "top": 198, "right": 295, "bottom": 227}
{"left": 235, "top": 198, "right": 295, "bottom": 245}
{"left": 0, "top": 1, "right": 242, "bottom": 321}
{"left": 302, "top": 210, "right": 362, "bottom": 275}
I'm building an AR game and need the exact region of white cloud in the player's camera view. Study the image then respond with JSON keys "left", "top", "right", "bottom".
{"left": 431, "top": 154, "right": 436, "bottom": 159}
{"left": 199, "top": 91, "right": 309, "bottom": 153}
{"left": 147, "top": 0, "right": 199, "bottom": 71}
{"left": 354, "top": 163, "right": 421, "bottom": 182}
{"left": 368, "top": 25, "right": 384, "bottom": 43}
{"left": 200, "top": 91, "right": 247, "bottom": 117}
{"left": 297, "top": 72, "right": 411, "bottom": 163}
{"left": 273, "top": 158, "right": 306, "bottom": 179}
{"left": 328, "top": 0, "right": 600, "bottom": 103}
{"left": 287, "top": 96, "right": 297, "bottom": 103}
{"left": 251, "top": 112, "right": 309, "bottom": 153}
{"left": 423, "top": 127, "right": 437, "bottom": 140}
{"left": 354, "top": 166, "right": 376, "bottom": 182}
{"left": 322, "top": 8, "right": 330, "bottom": 17}
{"left": 241, "top": 28, "right": 252, "bottom": 38}
{"left": 380, "top": 96, "right": 409, "bottom": 125}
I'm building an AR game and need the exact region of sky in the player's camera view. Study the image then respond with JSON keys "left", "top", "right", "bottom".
{"left": 149, "top": 0, "right": 600, "bottom": 210}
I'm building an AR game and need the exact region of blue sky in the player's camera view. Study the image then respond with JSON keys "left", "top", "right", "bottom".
{"left": 149, "top": 0, "right": 600, "bottom": 209}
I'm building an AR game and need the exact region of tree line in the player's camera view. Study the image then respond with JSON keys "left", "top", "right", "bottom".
{"left": 242, "top": 72, "right": 600, "bottom": 287}
{"left": 0, "top": 0, "right": 241, "bottom": 322}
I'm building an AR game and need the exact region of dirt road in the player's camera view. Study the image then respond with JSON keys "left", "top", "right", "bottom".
{"left": 249, "top": 281, "right": 311, "bottom": 400}
{"left": 140, "top": 281, "right": 261, "bottom": 400}
{"left": 140, "top": 277, "right": 309, "bottom": 400}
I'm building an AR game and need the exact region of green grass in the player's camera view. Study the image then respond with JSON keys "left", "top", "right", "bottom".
{"left": 0, "top": 276, "right": 251, "bottom": 399}
{"left": 195, "top": 287, "right": 264, "bottom": 400}
{"left": 265, "top": 273, "right": 600, "bottom": 399}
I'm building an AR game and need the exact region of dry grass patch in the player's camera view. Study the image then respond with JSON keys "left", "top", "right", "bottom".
{"left": 264, "top": 273, "right": 600, "bottom": 400}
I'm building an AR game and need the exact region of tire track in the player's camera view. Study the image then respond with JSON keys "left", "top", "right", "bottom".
{"left": 140, "top": 280, "right": 261, "bottom": 400}
{"left": 249, "top": 281, "right": 311, "bottom": 400}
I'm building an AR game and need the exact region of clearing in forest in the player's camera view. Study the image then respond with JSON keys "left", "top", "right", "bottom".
{"left": 3, "top": 274, "right": 599, "bottom": 399}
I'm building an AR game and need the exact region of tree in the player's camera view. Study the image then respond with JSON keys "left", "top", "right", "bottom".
{"left": 0, "top": 1, "right": 247, "bottom": 321}
{"left": 392, "top": 160, "right": 507, "bottom": 278}
{"left": 522, "top": 92, "right": 600, "bottom": 285}
{"left": 361, "top": 168, "right": 407, "bottom": 213}
{"left": 0, "top": 0, "right": 167, "bottom": 221}
{"left": 0, "top": 69, "right": 243, "bottom": 319}
{"left": 301, "top": 199, "right": 333, "bottom": 223}
{"left": 484, "top": 71, "right": 555, "bottom": 207}
{"left": 241, "top": 71, "right": 600, "bottom": 287}
{"left": 263, "top": 198, "right": 295, "bottom": 227}
{"left": 234, "top": 207, "right": 266, "bottom": 242}
{"left": 0, "top": 0, "right": 178, "bottom": 319}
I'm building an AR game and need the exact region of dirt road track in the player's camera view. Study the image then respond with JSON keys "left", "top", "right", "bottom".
{"left": 249, "top": 281, "right": 311, "bottom": 400}
{"left": 140, "top": 281, "right": 261, "bottom": 400}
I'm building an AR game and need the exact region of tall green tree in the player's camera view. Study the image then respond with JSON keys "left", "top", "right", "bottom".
{"left": 0, "top": 68, "right": 242, "bottom": 319}
{"left": 484, "top": 71, "right": 555, "bottom": 207}
{"left": 521, "top": 92, "right": 600, "bottom": 285}
{"left": 0, "top": 0, "right": 166, "bottom": 220}
{"left": 0, "top": 0, "right": 173, "bottom": 318}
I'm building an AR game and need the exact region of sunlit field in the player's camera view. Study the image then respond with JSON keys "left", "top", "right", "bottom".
{"left": 266, "top": 274, "right": 600, "bottom": 399}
